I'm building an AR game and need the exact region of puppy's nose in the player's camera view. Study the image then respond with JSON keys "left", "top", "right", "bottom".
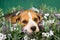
{"left": 31, "top": 26, "right": 36, "bottom": 31}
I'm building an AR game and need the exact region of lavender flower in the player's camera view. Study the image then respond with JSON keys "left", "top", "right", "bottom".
{"left": 54, "top": 14, "right": 60, "bottom": 19}
{"left": 57, "top": 22, "right": 60, "bottom": 25}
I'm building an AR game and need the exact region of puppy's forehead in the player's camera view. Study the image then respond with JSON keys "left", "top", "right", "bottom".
{"left": 20, "top": 10, "right": 37, "bottom": 20}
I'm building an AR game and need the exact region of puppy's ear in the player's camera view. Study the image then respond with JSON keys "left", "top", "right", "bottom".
{"left": 5, "top": 13, "right": 13, "bottom": 22}
{"left": 5, "top": 11, "right": 21, "bottom": 24}
{"left": 37, "top": 13, "right": 43, "bottom": 22}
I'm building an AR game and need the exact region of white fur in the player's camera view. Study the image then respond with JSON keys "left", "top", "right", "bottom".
{"left": 28, "top": 12, "right": 32, "bottom": 19}
{"left": 30, "top": 7, "right": 39, "bottom": 13}
{"left": 16, "top": 11, "right": 20, "bottom": 16}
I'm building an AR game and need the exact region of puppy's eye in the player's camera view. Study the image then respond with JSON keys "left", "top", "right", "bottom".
{"left": 22, "top": 20, "right": 28, "bottom": 24}
{"left": 34, "top": 18, "right": 38, "bottom": 22}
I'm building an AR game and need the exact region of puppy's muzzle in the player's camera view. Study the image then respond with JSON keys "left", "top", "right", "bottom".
{"left": 31, "top": 26, "right": 36, "bottom": 31}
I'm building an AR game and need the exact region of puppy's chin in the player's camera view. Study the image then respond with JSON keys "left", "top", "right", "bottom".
{"left": 22, "top": 26, "right": 39, "bottom": 34}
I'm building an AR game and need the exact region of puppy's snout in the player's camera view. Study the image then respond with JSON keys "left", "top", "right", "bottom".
{"left": 31, "top": 26, "right": 36, "bottom": 31}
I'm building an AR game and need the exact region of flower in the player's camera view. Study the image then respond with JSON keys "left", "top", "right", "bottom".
{"left": 8, "top": 34, "right": 12, "bottom": 38}
{"left": 24, "top": 35, "right": 29, "bottom": 40}
{"left": 44, "top": 16, "right": 47, "bottom": 19}
{"left": 10, "top": 27, "right": 18, "bottom": 31}
{"left": 42, "top": 30, "right": 54, "bottom": 37}
{"left": 0, "top": 33, "right": 6, "bottom": 40}
{"left": 42, "top": 32, "right": 50, "bottom": 37}
{"left": 57, "top": 22, "right": 60, "bottom": 25}
{"left": 31, "top": 39, "right": 36, "bottom": 40}
{"left": 8, "top": 34, "right": 11, "bottom": 36}
{"left": 54, "top": 14, "right": 60, "bottom": 19}
{"left": 2, "top": 13, "right": 4, "bottom": 16}
{"left": 49, "top": 30, "right": 54, "bottom": 36}
{"left": 45, "top": 13, "right": 49, "bottom": 16}
{"left": 10, "top": 27, "right": 13, "bottom": 31}
{"left": 42, "top": 20, "right": 45, "bottom": 25}
{"left": 44, "top": 13, "right": 49, "bottom": 19}
{"left": 47, "top": 19, "right": 55, "bottom": 24}
{"left": 42, "top": 19, "right": 55, "bottom": 26}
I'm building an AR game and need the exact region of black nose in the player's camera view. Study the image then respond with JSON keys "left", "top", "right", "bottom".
{"left": 31, "top": 26, "right": 36, "bottom": 31}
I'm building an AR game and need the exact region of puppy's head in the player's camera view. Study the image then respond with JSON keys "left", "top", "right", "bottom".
{"left": 5, "top": 10, "right": 43, "bottom": 34}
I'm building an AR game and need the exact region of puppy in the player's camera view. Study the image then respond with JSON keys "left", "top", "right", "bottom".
{"left": 4, "top": 9, "right": 44, "bottom": 40}
{"left": 5, "top": 10, "right": 43, "bottom": 32}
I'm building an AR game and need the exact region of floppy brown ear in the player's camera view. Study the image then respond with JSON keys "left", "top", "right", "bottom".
{"left": 5, "top": 11, "right": 21, "bottom": 24}
{"left": 5, "top": 13, "right": 13, "bottom": 22}
{"left": 37, "top": 13, "right": 43, "bottom": 22}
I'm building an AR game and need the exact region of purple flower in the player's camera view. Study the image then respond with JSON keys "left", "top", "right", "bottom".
{"left": 57, "top": 22, "right": 60, "bottom": 25}
{"left": 54, "top": 14, "right": 60, "bottom": 19}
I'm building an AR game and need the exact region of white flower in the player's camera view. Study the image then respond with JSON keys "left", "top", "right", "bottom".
{"left": 42, "top": 32, "right": 50, "bottom": 37}
{"left": 44, "top": 16, "right": 47, "bottom": 19}
{"left": 42, "top": 20, "right": 45, "bottom": 25}
{"left": 45, "top": 13, "right": 49, "bottom": 16}
{"left": 0, "top": 33, "right": 6, "bottom": 40}
{"left": 42, "top": 30, "right": 54, "bottom": 38}
{"left": 14, "top": 28, "right": 16, "bottom": 30}
{"left": 47, "top": 19, "right": 55, "bottom": 24}
{"left": 2, "top": 13, "right": 4, "bottom": 16}
{"left": 49, "top": 30, "right": 54, "bottom": 36}
{"left": 24, "top": 35, "right": 29, "bottom": 40}
{"left": 44, "top": 13, "right": 49, "bottom": 19}
{"left": 10, "top": 27, "right": 18, "bottom": 31}
{"left": 31, "top": 39, "right": 36, "bottom": 40}
{"left": 8, "top": 34, "right": 11, "bottom": 37}
{"left": 46, "top": 32, "right": 50, "bottom": 37}
{"left": 10, "top": 27, "right": 13, "bottom": 31}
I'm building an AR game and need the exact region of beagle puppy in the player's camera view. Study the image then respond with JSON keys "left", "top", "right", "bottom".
{"left": 4, "top": 9, "right": 44, "bottom": 34}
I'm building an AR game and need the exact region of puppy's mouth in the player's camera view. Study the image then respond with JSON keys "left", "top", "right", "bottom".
{"left": 22, "top": 28, "right": 35, "bottom": 34}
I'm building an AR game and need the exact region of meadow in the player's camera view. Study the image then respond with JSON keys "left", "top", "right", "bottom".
{"left": 0, "top": 5, "right": 60, "bottom": 40}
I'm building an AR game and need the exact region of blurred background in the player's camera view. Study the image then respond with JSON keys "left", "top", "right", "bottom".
{"left": 0, "top": 0, "right": 60, "bottom": 13}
